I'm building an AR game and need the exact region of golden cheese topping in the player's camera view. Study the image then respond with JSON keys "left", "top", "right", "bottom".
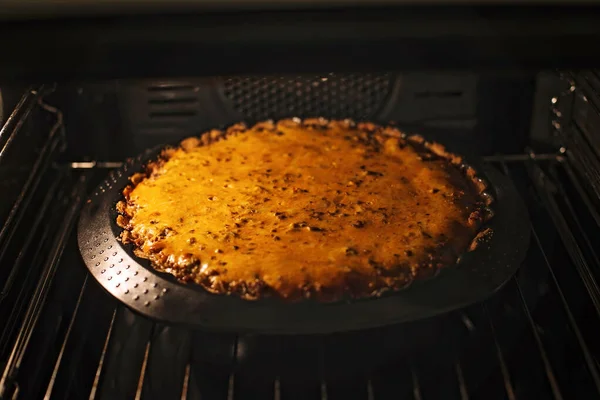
{"left": 117, "top": 119, "right": 490, "bottom": 302}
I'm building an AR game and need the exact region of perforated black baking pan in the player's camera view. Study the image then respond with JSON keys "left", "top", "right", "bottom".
{"left": 77, "top": 139, "right": 530, "bottom": 335}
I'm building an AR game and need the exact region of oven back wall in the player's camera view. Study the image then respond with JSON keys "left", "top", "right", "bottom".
{"left": 54, "top": 72, "right": 535, "bottom": 161}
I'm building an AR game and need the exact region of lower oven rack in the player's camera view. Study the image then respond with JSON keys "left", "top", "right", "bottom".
{"left": 2, "top": 150, "right": 600, "bottom": 399}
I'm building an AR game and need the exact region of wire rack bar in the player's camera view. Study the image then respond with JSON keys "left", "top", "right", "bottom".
{"left": 0, "top": 96, "right": 64, "bottom": 263}
{"left": 89, "top": 308, "right": 118, "bottom": 400}
{"left": 0, "top": 88, "right": 38, "bottom": 164}
{"left": 43, "top": 276, "right": 90, "bottom": 399}
{"left": 0, "top": 171, "right": 89, "bottom": 399}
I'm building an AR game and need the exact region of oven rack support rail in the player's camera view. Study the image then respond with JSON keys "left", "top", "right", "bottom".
{"left": 0, "top": 87, "right": 73, "bottom": 399}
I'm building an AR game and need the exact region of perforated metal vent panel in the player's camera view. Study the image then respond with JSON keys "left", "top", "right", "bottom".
{"left": 222, "top": 73, "right": 394, "bottom": 121}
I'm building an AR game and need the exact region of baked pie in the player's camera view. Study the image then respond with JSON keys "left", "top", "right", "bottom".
{"left": 116, "top": 118, "right": 493, "bottom": 302}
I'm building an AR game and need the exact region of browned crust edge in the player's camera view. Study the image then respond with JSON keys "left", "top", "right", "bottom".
{"left": 116, "top": 118, "right": 495, "bottom": 302}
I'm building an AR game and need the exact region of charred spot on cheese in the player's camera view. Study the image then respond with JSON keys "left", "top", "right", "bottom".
{"left": 117, "top": 119, "right": 492, "bottom": 302}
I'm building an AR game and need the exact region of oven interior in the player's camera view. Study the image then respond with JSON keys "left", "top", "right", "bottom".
{"left": 1, "top": 67, "right": 600, "bottom": 399}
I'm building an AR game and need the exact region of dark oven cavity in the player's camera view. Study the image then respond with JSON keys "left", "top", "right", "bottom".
{"left": 1, "top": 72, "right": 600, "bottom": 400}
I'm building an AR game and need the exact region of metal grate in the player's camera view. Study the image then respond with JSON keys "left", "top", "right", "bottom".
{"left": 2, "top": 78, "right": 600, "bottom": 399}
{"left": 2, "top": 151, "right": 600, "bottom": 399}
{"left": 221, "top": 73, "right": 394, "bottom": 122}
{"left": 553, "top": 71, "right": 600, "bottom": 208}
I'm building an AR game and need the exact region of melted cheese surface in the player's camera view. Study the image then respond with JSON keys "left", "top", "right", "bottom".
{"left": 122, "top": 121, "right": 482, "bottom": 300}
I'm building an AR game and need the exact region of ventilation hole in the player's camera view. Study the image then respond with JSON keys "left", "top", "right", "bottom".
{"left": 149, "top": 111, "right": 197, "bottom": 118}
{"left": 414, "top": 91, "right": 463, "bottom": 98}
{"left": 147, "top": 84, "right": 195, "bottom": 92}
{"left": 148, "top": 97, "right": 198, "bottom": 105}
{"left": 222, "top": 73, "right": 393, "bottom": 121}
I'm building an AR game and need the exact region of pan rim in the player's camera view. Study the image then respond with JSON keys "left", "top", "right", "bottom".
{"left": 77, "top": 127, "right": 530, "bottom": 334}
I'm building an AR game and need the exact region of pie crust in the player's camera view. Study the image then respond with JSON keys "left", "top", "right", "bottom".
{"left": 116, "top": 118, "right": 493, "bottom": 302}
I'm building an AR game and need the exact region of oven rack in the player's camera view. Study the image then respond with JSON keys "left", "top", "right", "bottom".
{"left": 1, "top": 87, "right": 600, "bottom": 398}
{"left": 552, "top": 71, "right": 600, "bottom": 211}
{"left": 1, "top": 155, "right": 600, "bottom": 398}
